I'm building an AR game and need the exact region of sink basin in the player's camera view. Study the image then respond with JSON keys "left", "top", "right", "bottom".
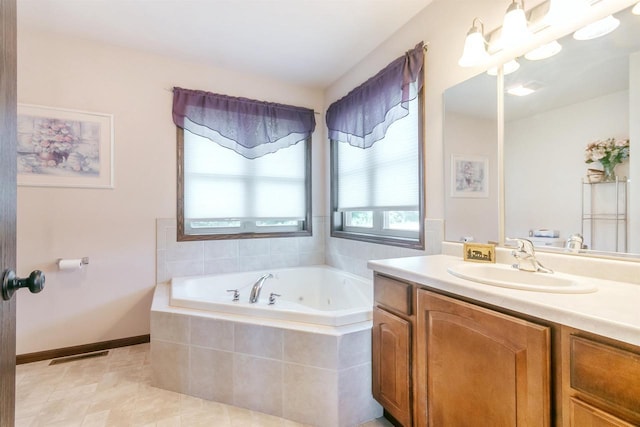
{"left": 447, "top": 263, "right": 597, "bottom": 293}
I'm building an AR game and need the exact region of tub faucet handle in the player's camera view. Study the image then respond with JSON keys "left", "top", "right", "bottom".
{"left": 268, "top": 293, "right": 281, "bottom": 305}
{"left": 226, "top": 289, "right": 240, "bottom": 302}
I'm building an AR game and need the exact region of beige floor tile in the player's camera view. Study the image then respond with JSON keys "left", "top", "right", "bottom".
{"left": 16, "top": 343, "right": 389, "bottom": 427}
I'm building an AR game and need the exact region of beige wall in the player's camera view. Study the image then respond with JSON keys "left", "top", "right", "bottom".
{"left": 16, "top": 29, "right": 323, "bottom": 354}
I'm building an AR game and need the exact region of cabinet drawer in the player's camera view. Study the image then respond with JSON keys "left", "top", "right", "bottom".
{"left": 374, "top": 275, "right": 412, "bottom": 316}
{"left": 570, "top": 335, "right": 640, "bottom": 418}
{"left": 570, "top": 398, "right": 635, "bottom": 427}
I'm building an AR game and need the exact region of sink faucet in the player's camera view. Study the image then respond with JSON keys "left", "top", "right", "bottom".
{"left": 249, "top": 273, "right": 273, "bottom": 303}
{"left": 508, "top": 238, "right": 553, "bottom": 274}
{"left": 565, "top": 233, "right": 584, "bottom": 253}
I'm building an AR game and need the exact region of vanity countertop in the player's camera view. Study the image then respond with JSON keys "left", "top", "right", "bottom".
{"left": 368, "top": 254, "right": 640, "bottom": 346}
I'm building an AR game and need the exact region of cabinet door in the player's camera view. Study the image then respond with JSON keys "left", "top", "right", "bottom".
{"left": 372, "top": 306, "right": 412, "bottom": 427}
{"left": 416, "top": 290, "right": 551, "bottom": 427}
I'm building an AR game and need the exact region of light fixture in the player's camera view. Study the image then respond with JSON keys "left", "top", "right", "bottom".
{"left": 458, "top": 18, "right": 490, "bottom": 67}
{"left": 632, "top": 2, "right": 640, "bottom": 15}
{"left": 573, "top": 15, "right": 620, "bottom": 40}
{"left": 507, "top": 85, "right": 536, "bottom": 96}
{"left": 487, "top": 59, "right": 520, "bottom": 76}
{"left": 501, "top": 0, "right": 532, "bottom": 50}
{"left": 524, "top": 40, "right": 562, "bottom": 60}
{"left": 544, "top": 0, "right": 589, "bottom": 26}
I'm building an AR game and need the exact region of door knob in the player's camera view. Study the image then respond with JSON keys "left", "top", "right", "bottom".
{"left": 1, "top": 269, "right": 45, "bottom": 301}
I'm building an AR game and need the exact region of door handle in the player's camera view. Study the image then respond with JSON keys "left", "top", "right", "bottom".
{"left": 1, "top": 269, "right": 45, "bottom": 301}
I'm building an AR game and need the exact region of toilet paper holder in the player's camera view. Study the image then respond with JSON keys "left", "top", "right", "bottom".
{"left": 57, "top": 257, "right": 90, "bottom": 269}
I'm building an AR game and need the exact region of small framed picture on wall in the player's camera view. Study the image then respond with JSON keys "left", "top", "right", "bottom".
{"left": 451, "top": 155, "right": 489, "bottom": 198}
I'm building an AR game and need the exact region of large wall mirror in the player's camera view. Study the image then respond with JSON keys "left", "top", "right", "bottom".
{"left": 444, "top": 3, "right": 640, "bottom": 258}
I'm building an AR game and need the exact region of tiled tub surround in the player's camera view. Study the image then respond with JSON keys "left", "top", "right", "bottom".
{"left": 156, "top": 217, "right": 326, "bottom": 284}
{"left": 151, "top": 283, "right": 382, "bottom": 426}
{"left": 156, "top": 217, "right": 444, "bottom": 283}
{"left": 326, "top": 218, "right": 445, "bottom": 279}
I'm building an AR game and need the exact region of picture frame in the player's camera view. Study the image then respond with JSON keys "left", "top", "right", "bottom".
{"left": 17, "top": 104, "right": 114, "bottom": 189}
{"left": 450, "top": 154, "right": 489, "bottom": 198}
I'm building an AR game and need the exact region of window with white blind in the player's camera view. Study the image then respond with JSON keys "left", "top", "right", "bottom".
{"left": 178, "top": 129, "right": 311, "bottom": 239}
{"left": 330, "top": 95, "right": 423, "bottom": 248}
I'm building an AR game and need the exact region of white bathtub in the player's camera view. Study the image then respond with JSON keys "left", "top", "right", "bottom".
{"left": 170, "top": 265, "right": 373, "bottom": 327}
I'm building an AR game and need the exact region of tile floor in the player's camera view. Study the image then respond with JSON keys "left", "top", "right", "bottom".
{"left": 15, "top": 343, "right": 393, "bottom": 427}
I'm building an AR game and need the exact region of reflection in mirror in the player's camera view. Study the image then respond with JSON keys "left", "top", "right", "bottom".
{"left": 504, "top": 5, "right": 640, "bottom": 256}
{"left": 443, "top": 72, "right": 499, "bottom": 244}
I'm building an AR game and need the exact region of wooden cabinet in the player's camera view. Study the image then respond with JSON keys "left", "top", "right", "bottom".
{"left": 416, "top": 290, "right": 551, "bottom": 427}
{"left": 372, "top": 273, "right": 640, "bottom": 427}
{"left": 372, "top": 274, "right": 414, "bottom": 426}
{"left": 372, "top": 307, "right": 412, "bottom": 427}
{"left": 562, "top": 328, "right": 640, "bottom": 426}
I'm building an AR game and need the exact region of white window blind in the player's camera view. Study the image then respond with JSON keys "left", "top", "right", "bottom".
{"left": 183, "top": 130, "right": 307, "bottom": 220}
{"left": 336, "top": 98, "right": 419, "bottom": 211}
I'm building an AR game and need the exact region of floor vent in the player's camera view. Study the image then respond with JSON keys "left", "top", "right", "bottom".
{"left": 48, "top": 350, "right": 109, "bottom": 366}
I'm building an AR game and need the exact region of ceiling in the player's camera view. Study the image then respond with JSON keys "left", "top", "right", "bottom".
{"left": 17, "top": 0, "right": 433, "bottom": 89}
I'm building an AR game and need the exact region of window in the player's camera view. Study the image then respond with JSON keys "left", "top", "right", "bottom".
{"left": 330, "top": 93, "right": 424, "bottom": 248}
{"left": 173, "top": 88, "right": 315, "bottom": 241}
{"left": 177, "top": 130, "right": 311, "bottom": 240}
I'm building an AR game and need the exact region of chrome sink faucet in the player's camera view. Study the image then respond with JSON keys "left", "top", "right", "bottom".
{"left": 508, "top": 238, "right": 553, "bottom": 274}
{"left": 249, "top": 273, "right": 273, "bottom": 303}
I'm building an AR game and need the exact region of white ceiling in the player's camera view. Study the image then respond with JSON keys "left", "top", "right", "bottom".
{"left": 17, "top": 0, "right": 433, "bottom": 89}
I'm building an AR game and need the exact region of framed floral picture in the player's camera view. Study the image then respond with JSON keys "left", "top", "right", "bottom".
{"left": 17, "top": 104, "right": 114, "bottom": 188}
{"left": 451, "top": 155, "right": 489, "bottom": 198}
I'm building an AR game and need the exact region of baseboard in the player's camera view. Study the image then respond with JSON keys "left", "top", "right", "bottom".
{"left": 16, "top": 334, "right": 150, "bottom": 365}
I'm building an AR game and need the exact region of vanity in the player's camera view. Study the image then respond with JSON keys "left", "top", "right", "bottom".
{"left": 369, "top": 253, "right": 640, "bottom": 427}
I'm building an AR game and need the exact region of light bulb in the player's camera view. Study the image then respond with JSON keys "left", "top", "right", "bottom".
{"left": 573, "top": 15, "right": 620, "bottom": 41}
{"left": 458, "top": 19, "right": 489, "bottom": 67}
{"left": 487, "top": 59, "right": 520, "bottom": 76}
{"left": 545, "top": 0, "right": 589, "bottom": 25}
{"left": 501, "top": 1, "right": 532, "bottom": 50}
{"left": 632, "top": 2, "right": 640, "bottom": 15}
{"left": 525, "top": 40, "right": 562, "bottom": 61}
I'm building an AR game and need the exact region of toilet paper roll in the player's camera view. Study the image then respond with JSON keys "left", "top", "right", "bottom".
{"left": 58, "top": 259, "right": 83, "bottom": 271}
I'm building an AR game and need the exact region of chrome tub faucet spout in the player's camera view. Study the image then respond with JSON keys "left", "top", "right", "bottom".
{"left": 508, "top": 238, "right": 553, "bottom": 274}
{"left": 249, "top": 273, "right": 273, "bottom": 303}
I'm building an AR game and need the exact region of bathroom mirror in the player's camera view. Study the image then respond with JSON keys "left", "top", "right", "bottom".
{"left": 444, "top": 3, "right": 640, "bottom": 258}
{"left": 443, "top": 72, "right": 499, "bottom": 245}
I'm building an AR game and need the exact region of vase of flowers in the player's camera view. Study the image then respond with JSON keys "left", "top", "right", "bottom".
{"left": 584, "top": 138, "right": 630, "bottom": 182}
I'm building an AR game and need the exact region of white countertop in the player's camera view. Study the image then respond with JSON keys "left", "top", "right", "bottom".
{"left": 368, "top": 254, "right": 640, "bottom": 347}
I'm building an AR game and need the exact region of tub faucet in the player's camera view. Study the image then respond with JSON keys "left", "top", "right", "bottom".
{"left": 249, "top": 273, "right": 273, "bottom": 303}
{"left": 508, "top": 238, "right": 553, "bottom": 274}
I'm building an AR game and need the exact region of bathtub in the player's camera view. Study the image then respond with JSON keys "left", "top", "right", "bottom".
{"left": 152, "top": 265, "right": 382, "bottom": 426}
{"left": 170, "top": 265, "right": 372, "bottom": 327}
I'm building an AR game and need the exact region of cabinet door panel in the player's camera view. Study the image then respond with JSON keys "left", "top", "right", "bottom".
{"left": 372, "top": 306, "right": 411, "bottom": 427}
{"left": 416, "top": 290, "right": 550, "bottom": 427}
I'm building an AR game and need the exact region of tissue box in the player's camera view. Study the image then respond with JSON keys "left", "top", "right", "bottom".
{"left": 531, "top": 229, "right": 559, "bottom": 238}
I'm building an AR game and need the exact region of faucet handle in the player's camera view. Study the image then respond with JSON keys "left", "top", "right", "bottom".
{"left": 506, "top": 237, "right": 536, "bottom": 254}
{"left": 268, "top": 293, "right": 281, "bottom": 305}
{"left": 226, "top": 289, "right": 240, "bottom": 301}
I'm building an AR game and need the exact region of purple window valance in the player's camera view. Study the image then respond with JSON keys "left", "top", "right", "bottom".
{"left": 326, "top": 42, "right": 424, "bottom": 149}
{"left": 172, "top": 87, "right": 316, "bottom": 159}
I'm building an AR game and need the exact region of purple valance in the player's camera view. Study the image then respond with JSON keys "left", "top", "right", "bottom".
{"left": 172, "top": 88, "right": 316, "bottom": 159}
{"left": 326, "top": 42, "right": 424, "bottom": 149}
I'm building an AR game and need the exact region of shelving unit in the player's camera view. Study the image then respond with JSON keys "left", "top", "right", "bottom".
{"left": 581, "top": 178, "right": 628, "bottom": 253}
